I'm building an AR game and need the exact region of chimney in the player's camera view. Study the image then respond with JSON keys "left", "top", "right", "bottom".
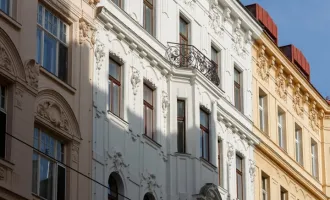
{"left": 280, "top": 45, "right": 311, "bottom": 81}
{"left": 245, "top": 4, "right": 278, "bottom": 44}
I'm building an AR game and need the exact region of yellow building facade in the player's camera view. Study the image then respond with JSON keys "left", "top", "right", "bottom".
{"left": 252, "top": 31, "right": 330, "bottom": 200}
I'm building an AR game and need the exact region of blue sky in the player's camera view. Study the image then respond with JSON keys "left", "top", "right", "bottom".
{"left": 240, "top": 0, "right": 330, "bottom": 98}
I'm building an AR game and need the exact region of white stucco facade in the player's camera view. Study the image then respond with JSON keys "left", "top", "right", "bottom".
{"left": 92, "top": 0, "right": 262, "bottom": 200}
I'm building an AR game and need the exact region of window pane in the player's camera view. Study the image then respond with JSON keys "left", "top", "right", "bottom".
{"left": 39, "top": 157, "right": 54, "bottom": 200}
{"left": 234, "top": 87, "right": 240, "bottom": 109}
{"left": 60, "top": 22, "right": 67, "bottom": 43}
{"left": 43, "top": 33, "right": 57, "bottom": 74}
{"left": 180, "top": 18, "right": 188, "bottom": 37}
{"left": 57, "top": 142, "right": 64, "bottom": 162}
{"left": 36, "top": 28, "right": 42, "bottom": 64}
{"left": 0, "top": 111, "right": 6, "bottom": 158}
{"left": 237, "top": 173, "right": 243, "bottom": 200}
{"left": 37, "top": 4, "right": 43, "bottom": 25}
{"left": 0, "top": 0, "right": 9, "bottom": 14}
{"left": 57, "top": 165, "right": 66, "bottom": 200}
{"left": 145, "top": 107, "right": 153, "bottom": 138}
{"left": 58, "top": 43, "right": 68, "bottom": 82}
{"left": 109, "top": 60, "right": 120, "bottom": 80}
{"left": 200, "top": 130, "right": 203, "bottom": 157}
{"left": 144, "top": 5, "right": 153, "bottom": 35}
{"left": 177, "top": 121, "right": 185, "bottom": 153}
{"left": 211, "top": 47, "right": 218, "bottom": 64}
{"left": 143, "top": 85, "right": 153, "bottom": 104}
{"left": 0, "top": 86, "right": 5, "bottom": 109}
{"left": 34, "top": 128, "right": 39, "bottom": 148}
{"left": 200, "top": 110, "right": 209, "bottom": 128}
{"left": 234, "top": 69, "right": 240, "bottom": 83}
{"left": 236, "top": 156, "right": 242, "bottom": 172}
{"left": 177, "top": 101, "right": 185, "bottom": 117}
{"left": 32, "top": 153, "right": 39, "bottom": 194}
{"left": 112, "top": 0, "right": 121, "bottom": 7}
{"left": 112, "top": 83, "right": 120, "bottom": 116}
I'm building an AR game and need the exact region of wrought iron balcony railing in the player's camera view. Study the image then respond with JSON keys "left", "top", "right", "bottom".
{"left": 165, "top": 42, "right": 220, "bottom": 86}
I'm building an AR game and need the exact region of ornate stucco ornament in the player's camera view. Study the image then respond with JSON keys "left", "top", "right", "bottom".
{"left": 232, "top": 19, "right": 245, "bottom": 58}
{"left": 197, "top": 183, "right": 222, "bottom": 200}
{"left": 275, "top": 65, "right": 287, "bottom": 100}
{"left": 130, "top": 67, "right": 141, "bottom": 95}
{"left": 209, "top": 6, "right": 224, "bottom": 36}
{"left": 95, "top": 38, "right": 105, "bottom": 70}
{"left": 184, "top": 0, "right": 196, "bottom": 8}
{"left": 71, "top": 143, "right": 79, "bottom": 163}
{"left": 37, "top": 101, "right": 69, "bottom": 132}
{"left": 293, "top": 84, "right": 304, "bottom": 117}
{"left": 256, "top": 45, "right": 269, "bottom": 81}
{"left": 162, "top": 91, "right": 169, "bottom": 118}
{"left": 88, "top": 0, "right": 100, "bottom": 5}
{"left": 141, "top": 171, "right": 162, "bottom": 198}
{"left": 0, "top": 166, "right": 5, "bottom": 180}
{"left": 249, "top": 159, "right": 256, "bottom": 182}
{"left": 79, "top": 19, "right": 96, "bottom": 47}
{"left": 0, "top": 44, "right": 11, "bottom": 72}
{"left": 227, "top": 142, "right": 234, "bottom": 165}
{"left": 108, "top": 149, "right": 129, "bottom": 172}
{"left": 309, "top": 101, "right": 320, "bottom": 132}
{"left": 25, "top": 59, "right": 40, "bottom": 89}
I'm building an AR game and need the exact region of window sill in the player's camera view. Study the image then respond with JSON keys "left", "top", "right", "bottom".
{"left": 174, "top": 152, "right": 191, "bottom": 156}
{"left": 40, "top": 67, "right": 76, "bottom": 94}
{"left": 0, "top": 10, "right": 21, "bottom": 30}
{"left": 107, "top": 110, "right": 129, "bottom": 126}
{"left": 0, "top": 157, "right": 14, "bottom": 169}
{"left": 200, "top": 157, "right": 217, "bottom": 170}
{"left": 32, "top": 193, "right": 47, "bottom": 200}
{"left": 143, "top": 134, "right": 162, "bottom": 148}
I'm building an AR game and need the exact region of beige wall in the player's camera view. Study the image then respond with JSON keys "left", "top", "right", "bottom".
{"left": 252, "top": 34, "right": 329, "bottom": 200}
{"left": 0, "top": 0, "right": 96, "bottom": 199}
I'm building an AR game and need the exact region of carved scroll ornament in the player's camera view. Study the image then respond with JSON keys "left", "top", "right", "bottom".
{"left": 37, "top": 101, "right": 69, "bottom": 132}
{"left": 275, "top": 66, "right": 287, "bottom": 100}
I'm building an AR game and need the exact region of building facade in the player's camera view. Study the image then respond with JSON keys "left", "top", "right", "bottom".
{"left": 92, "top": 0, "right": 261, "bottom": 200}
{"left": 249, "top": 4, "right": 330, "bottom": 200}
{"left": 0, "top": 0, "right": 95, "bottom": 200}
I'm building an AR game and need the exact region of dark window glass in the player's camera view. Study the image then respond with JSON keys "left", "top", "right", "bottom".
{"left": 200, "top": 109, "right": 209, "bottom": 161}
{"left": 0, "top": 0, "right": 9, "bottom": 14}
{"left": 0, "top": 111, "right": 6, "bottom": 158}
{"left": 234, "top": 68, "right": 242, "bottom": 111}
{"left": 112, "top": 0, "right": 122, "bottom": 8}
{"left": 57, "top": 165, "right": 66, "bottom": 200}
{"left": 108, "top": 174, "right": 118, "bottom": 200}
{"left": 58, "top": 43, "right": 68, "bottom": 82}
{"left": 177, "top": 100, "right": 185, "bottom": 153}
{"left": 144, "top": 84, "right": 154, "bottom": 139}
{"left": 108, "top": 59, "right": 121, "bottom": 117}
{"left": 236, "top": 155, "right": 243, "bottom": 200}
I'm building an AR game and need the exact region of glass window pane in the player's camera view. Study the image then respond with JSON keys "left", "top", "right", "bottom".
{"left": 200, "top": 130, "right": 203, "bottom": 157}
{"left": 32, "top": 153, "right": 39, "bottom": 194}
{"left": 203, "top": 132, "right": 208, "bottom": 160}
{"left": 34, "top": 128, "right": 39, "bottom": 148}
{"left": 57, "top": 165, "right": 66, "bottom": 200}
{"left": 237, "top": 174, "right": 243, "bottom": 200}
{"left": 180, "top": 18, "right": 188, "bottom": 37}
{"left": 58, "top": 43, "right": 68, "bottom": 82}
{"left": 112, "top": 84, "right": 120, "bottom": 116}
{"left": 177, "top": 121, "right": 185, "bottom": 153}
{"left": 36, "top": 28, "right": 42, "bottom": 64}
{"left": 211, "top": 47, "right": 218, "bottom": 64}
{"left": 145, "top": 107, "right": 153, "bottom": 138}
{"left": 37, "top": 4, "right": 43, "bottom": 25}
{"left": 108, "top": 81, "right": 112, "bottom": 110}
{"left": 39, "top": 157, "right": 54, "bottom": 200}
{"left": 0, "top": 0, "right": 9, "bottom": 14}
{"left": 60, "top": 22, "right": 67, "bottom": 43}
{"left": 177, "top": 101, "right": 185, "bottom": 117}
{"left": 234, "top": 69, "right": 240, "bottom": 83}
{"left": 109, "top": 60, "right": 120, "bottom": 80}
{"left": 43, "top": 33, "right": 57, "bottom": 74}
{"left": 52, "top": 16, "right": 58, "bottom": 36}
{"left": 235, "top": 88, "right": 240, "bottom": 108}
{"left": 236, "top": 156, "right": 242, "bottom": 171}
{"left": 143, "top": 85, "right": 153, "bottom": 104}
{"left": 200, "top": 110, "right": 209, "bottom": 128}
{"left": 144, "top": 5, "right": 153, "bottom": 35}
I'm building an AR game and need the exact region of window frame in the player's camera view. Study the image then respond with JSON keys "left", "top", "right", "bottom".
{"left": 234, "top": 68, "right": 242, "bottom": 111}
{"left": 280, "top": 186, "right": 288, "bottom": 200}
{"left": 179, "top": 16, "right": 189, "bottom": 45}
{"left": 32, "top": 127, "right": 66, "bottom": 200}
{"left": 218, "top": 139, "right": 223, "bottom": 186}
{"left": 0, "top": 0, "right": 10, "bottom": 15}
{"left": 111, "top": 0, "right": 123, "bottom": 8}
{"left": 277, "top": 108, "right": 286, "bottom": 150}
{"left": 143, "top": 0, "right": 154, "bottom": 36}
{"left": 311, "top": 139, "right": 318, "bottom": 179}
{"left": 108, "top": 58, "right": 122, "bottom": 117}
{"left": 295, "top": 124, "right": 303, "bottom": 165}
{"left": 236, "top": 155, "right": 244, "bottom": 200}
{"left": 258, "top": 90, "right": 267, "bottom": 133}
{"left": 36, "top": 3, "right": 69, "bottom": 82}
{"left": 0, "top": 85, "right": 6, "bottom": 159}
{"left": 200, "top": 109, "right": 210, "bottom": 161}
{"left": 108, "top": 174, "right": 119, "bottom": 200}
{"left": 177, "top": 99, "right": 186, "bottom": 153}
{"left": 143, "top": 84, "right": 155, "bottom": 140}
{"left": 261, "top": 174, "right": 269, "bottom": 200}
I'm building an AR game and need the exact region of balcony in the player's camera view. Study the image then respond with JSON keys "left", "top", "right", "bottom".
{"left": 165, "top": 43, "right": 220, "bottom": 86}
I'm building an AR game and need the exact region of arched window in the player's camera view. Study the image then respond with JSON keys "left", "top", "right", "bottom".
{"left": 108, "top": 174, "right": 118, "bottom": 200}
{"left": 143, "top": 193, "right": 155, "bottom": 200}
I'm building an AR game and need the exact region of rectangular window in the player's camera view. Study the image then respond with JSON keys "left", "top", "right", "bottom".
{"left": 261, "top": 173, "right": 269, "bottom": 200}
{"left": 311, "top": 139, "right": 318, "bottom": 179}
{"left": 234, "top": 68, "right": 242, "bottom": 111}
{"left": 144, "top": 84, "right": 154, "bottom": 140}
{"left": 200, "top": 109, "right": 209, "bottom": 161}
{"left": 179, "top": 17, "right": 189, "bottom": 66}
{"left": 211, "top": 46, "right": 220, "bottom": 82}
{"left": 32, "top": 127, "right": 65, "bottom": 200}
{"left": 177, "top": 100, "right": 186, "bottom": 153}
{"left": 295, "top": 124, "right": 303, "bottom": 165}
{"left": 108, "top": 58, "right": 121, "bottom": 117}
{"left": 143, "top": 0, "right": 154, "bottom": 35}
{"left": 218, "top": 139, "right": 223, "bottom": 186}
{"left": 280, "top": 187, "right": 288, "bottom": 200}
{"left": 36, "top": 4, "right": 69, "bottom": 82}
{"left": 0, "top": 85, "right": 6, "bottom": 159}
{"left": 259, "top": 89, "right": 267, "bottom": 133}
{"left": 112, "top": 0, "right": 122, "bottom": 8}
{"left": 236, "top": 155, "right": 243, "bottom": 200}
{"left": 0, "top": 0, "right": 9, "bottom": 14}
{"left": 278, "top": 108, "right": 286, "bottom": 150}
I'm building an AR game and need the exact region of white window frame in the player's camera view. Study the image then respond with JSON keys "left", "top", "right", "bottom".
{"left": 32, "top": 128, "right": 66, "bottom": 200}
{"left": 295, "top": 126, "right": 303, "bottom": 165}
{"left": 36, "top": 3, "right": 69, "bottom": 77}
{"left": 261, "top": 176, "right": 268, "bottom": 200}
{"left": 278, "top": 110, "right": 285, "bottom": 149}
{"left": 311, "top": 140, "right": 318, "bottom": 179}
